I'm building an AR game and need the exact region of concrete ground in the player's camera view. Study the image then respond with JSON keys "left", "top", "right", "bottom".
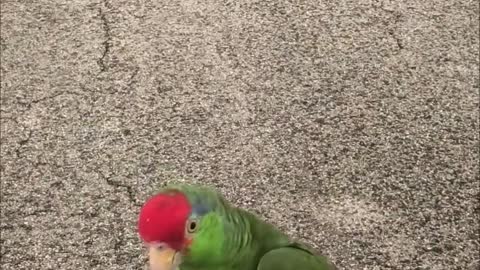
{"left": 1, "top": 0, "right": 478, "bottom": 269}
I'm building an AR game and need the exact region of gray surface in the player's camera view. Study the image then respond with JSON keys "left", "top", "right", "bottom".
{"left": 1, "top": 0, "right": 478, "bottom": 269}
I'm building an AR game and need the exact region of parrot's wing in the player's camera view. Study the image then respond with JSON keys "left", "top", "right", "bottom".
{"left": 257, "top": 245, "right": 337, "bottom": 270}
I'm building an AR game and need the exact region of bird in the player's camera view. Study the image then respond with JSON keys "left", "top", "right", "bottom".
{"left": 137, "top": 183, "right": 337, "bottom": 270}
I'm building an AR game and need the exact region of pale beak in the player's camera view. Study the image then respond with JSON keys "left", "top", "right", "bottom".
{"left": 148, "top": 245, "right": 182, "bottom": 270}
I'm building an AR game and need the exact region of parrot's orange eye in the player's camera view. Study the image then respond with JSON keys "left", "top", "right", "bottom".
{"left": 187, "top": 220, "right": 198, "bottom": 233}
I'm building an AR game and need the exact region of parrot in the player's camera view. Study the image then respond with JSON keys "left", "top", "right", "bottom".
{"left": 137, "top": 183, "right": 337, "bottom": 270}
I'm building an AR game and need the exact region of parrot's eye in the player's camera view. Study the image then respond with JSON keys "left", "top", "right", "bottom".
{"left": 187, "top": 220, "right": 198, "bottom": 233}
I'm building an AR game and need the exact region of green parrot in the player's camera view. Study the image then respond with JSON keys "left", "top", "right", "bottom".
{"left": 137, "top": 183, "right": 337, "bottom": 270}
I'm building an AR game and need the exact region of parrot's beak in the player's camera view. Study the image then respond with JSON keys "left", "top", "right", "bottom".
{"left": 147, "top": 245, "right": 181, "bottom": 270}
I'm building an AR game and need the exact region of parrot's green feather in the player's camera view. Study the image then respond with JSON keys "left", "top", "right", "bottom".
{"left": 159, "top": 183, "right": 336, "bottom": 270}
{"left": 258, "top": 246, "right": 337, "bottom": 270}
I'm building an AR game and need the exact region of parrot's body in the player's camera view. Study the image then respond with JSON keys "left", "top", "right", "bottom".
{"left": 137, "top": 184, "right": 337, "bottom": 270}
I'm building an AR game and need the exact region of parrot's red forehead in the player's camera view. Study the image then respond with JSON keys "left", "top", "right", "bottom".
{"left": 137, "top": 191, "right": 191, "bottom": 250}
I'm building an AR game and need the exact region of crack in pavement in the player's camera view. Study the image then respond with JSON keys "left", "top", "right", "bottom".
{"left": 14, "top": 129, "right": 32, "bottom": 159}
{"left": 95, "top": 169, "right": 139, "bottom": 206}
{"left": 126, "top": 67, "right": 140, "bottom": 89}
{"left": 389, "top": 13, "right": 404, "bottom": 51}
{"left": 97, "top": 0, "right": 112, "bottom": 74}
{"left": 94, "top": 169, "right": 138, "bottom": 260}
{"left": 16, "top": 92, "right": 65, "bottom": 111}
{"left": 11, "top": 91, "right": 88, "bottom": 115}
{"left": 373, "top": 0, "right": 405, "bottom": 52}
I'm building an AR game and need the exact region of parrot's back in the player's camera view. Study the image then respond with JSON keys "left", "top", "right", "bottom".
{"left": 223, "top": 207, "right": 337, "bottom": 270}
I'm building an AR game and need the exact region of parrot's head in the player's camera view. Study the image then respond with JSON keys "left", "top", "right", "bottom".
{"left": 137, "top": 185, "right": 226, "bottom": 270}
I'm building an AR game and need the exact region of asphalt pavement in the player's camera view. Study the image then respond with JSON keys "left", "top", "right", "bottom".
{"left": 1, "top": 1, "right": 479, "bottom": 269}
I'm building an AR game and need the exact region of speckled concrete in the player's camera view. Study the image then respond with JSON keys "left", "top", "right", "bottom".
{"left": 1, "top": 1, "right": 478, "bottom": 269}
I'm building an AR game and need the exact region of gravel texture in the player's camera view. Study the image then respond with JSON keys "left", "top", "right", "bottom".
{"left": 1, "top": 1, "right": 479, "bottom": 269}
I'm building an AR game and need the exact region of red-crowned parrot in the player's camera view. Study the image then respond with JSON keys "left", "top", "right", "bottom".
{"left": 137, "top": 183, "right": 337, "bottom": 270}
